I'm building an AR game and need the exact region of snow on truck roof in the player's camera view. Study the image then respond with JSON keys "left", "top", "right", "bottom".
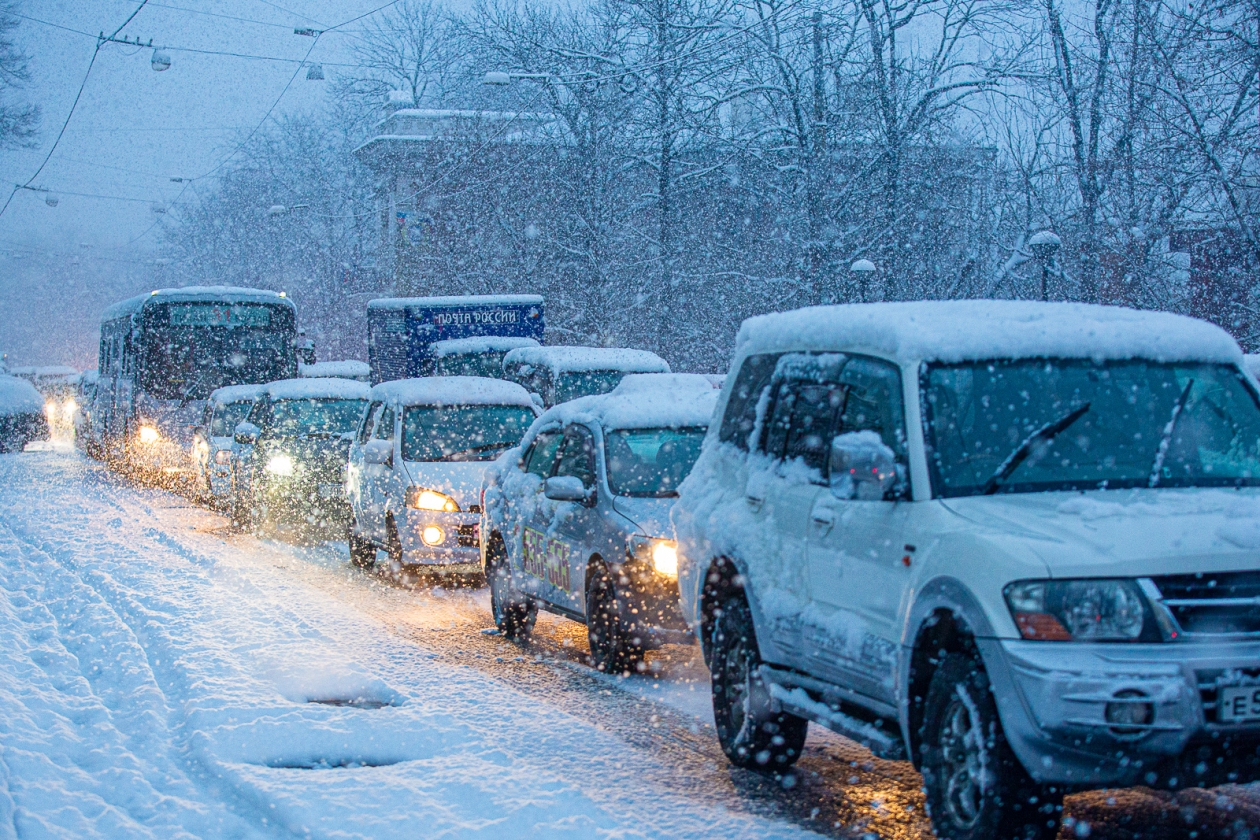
{"left": 736, "top": 301, "right": 1243, "bottom": 365}
{"left": 299, "top": 360, "right": 371, "bottom": 380}
{"left": 371, "top": 376, "right": 536, "bottom": 408}
{"left": 208, "top": 384, "right": 266, "bottom": 405}
{"left": 612, "top": 373, "right": 720, "bottom": 395}
{"left": 367, "top": 295, "right": 543, "bottom": 311}
{"left": 431, "top": 336, "right": 540, "bottom": 356}
{"left": 101, "top": 286, "right": 293, "bottom": 322}
{"left": 503, "top": 346, "right": 670, "bottom": 374}
{"left": 532, "top": 388, "right": 718, "bottom": 435}
{"left": 263, "top": 378, "right": 370, "bottom": 401}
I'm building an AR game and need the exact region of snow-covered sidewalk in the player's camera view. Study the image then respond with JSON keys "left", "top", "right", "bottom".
{"left": 0, "top": 451, "right": 817, "bottom": 839}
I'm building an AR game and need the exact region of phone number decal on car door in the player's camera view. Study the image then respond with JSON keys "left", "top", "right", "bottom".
{"left": 522, "top": 527, "right": 571, "bottom": 591}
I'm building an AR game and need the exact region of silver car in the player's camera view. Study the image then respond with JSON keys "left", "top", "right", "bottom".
{"left": 193, "top": 384, "right": 264, "bottom": 505}
{"left": 481, "top": 380, "right": 717, "bottom": 674}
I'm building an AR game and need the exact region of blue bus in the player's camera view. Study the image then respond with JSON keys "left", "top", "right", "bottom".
{"left": 93, "top": 287, "right": 298, "bottom": 476}
{"left": 367, "top": 295, "right": 545, "bottom": 384}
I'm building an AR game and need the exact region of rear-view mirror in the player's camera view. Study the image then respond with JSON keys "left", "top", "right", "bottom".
{"left": 544, "top": 475, "right": 590, "bottom": 503}
{"left": 233, "top": 422, "right": 259, "bottom": 446}
{"left": 363, "top": 439, "right": 393, "bottom": 466}
{"left": 830, "top": 431, "right": 898, "bottom": 501}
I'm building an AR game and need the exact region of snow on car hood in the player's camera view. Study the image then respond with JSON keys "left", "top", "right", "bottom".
{"left": 402, "top": 460, "right": 492, "bottom": 508}
{"left": 940, "top": 487, "right": 1260, "bottom": 577}
{"left": 610, "top": 496, "right": 677, "bottom": 539}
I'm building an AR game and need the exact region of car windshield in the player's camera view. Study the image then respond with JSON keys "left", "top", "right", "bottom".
{"left": 434, "top": 352, "right": 506, "bottom": 379}
{"left": 402, "top": 404, "right": 535, "bottom": 461}
{"left": 604, "top": 426, "right": 706, "bottom": 497}
{"left": 923, "top": 358, "right": 1260, "bottom": 497}
{"left": 211, "top": 400, "right": 254, "bottom": 436}
{"left": 266, "top": 398, "right": 366, "bottom": 438}
{"left": 554, "top": 371, "right": 627, "bottom": 403}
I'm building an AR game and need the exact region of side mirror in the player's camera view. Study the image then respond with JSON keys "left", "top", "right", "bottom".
{"left": 233, "top": 422, "right": 259, "bottom": 446}
{"left": 830, "top": 431, "right": 898, "bottom": 501}
{"left": 529, "top": 392, "right": 544, "bottom": 410}
{"left": 544, "top": 475, "right": 590, "bottom": 503}
{"left": 363, "top": 439, "right": 393, "bottom": 466}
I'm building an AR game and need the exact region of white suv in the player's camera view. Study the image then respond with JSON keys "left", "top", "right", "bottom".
{"left": 672, "top": 301, "right": 1260, "bottom": 840}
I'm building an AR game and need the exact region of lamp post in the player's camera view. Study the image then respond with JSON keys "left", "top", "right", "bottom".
{"left": 1028, "top": 230, "right": 1061, "bottom": 302}
{"left": 851, "top": 259, "right": 876, "bottom": 303}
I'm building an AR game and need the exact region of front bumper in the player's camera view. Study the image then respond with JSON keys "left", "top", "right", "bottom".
{"left": 614, "top": 560, "right": 692, "bottom": 649}
{"left": 259, "top": 478, "right": 352, "bottom": 525}
{"left": 398, "top": 509, "right": 482, "bottom": 573}
{"left": 986, "top": 637, "right": 1260, "bottom": 787}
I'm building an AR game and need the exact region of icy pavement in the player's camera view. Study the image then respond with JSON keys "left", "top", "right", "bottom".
{"left": 0, "top": 451, "right": 819, "bottom": 839}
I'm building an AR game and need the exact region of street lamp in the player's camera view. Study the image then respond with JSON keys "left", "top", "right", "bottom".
{"left": 1028, "top": 230, "right": 1062, "bottom": 302}
{"left": 851, "top": 259, "right": 875, "bottom": 303}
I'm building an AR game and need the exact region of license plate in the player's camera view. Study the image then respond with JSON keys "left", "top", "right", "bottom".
{"left": 317, "top": 483, "right": 343, "bottom": 500}
{"left": 1218, "top": 685, "right": 1260, "bottom": 723}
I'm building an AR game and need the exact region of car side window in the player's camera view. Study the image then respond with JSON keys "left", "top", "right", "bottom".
{"left": 764, "top": 379, "right": 845, "bottom": 476}
{"left": 358, "top": 401, "right": 381, "bottom": 445}
{"left": 524, "top": 430, "right": 563, "bottom": 478}
{"left": 719, "top": 353, "right": 786, "bottom": 450}
{"left": 554, "top": 425, "right": 597, "bottom": 488}
{"left": 246, "top": 398, "right": 269, "bottom": 429}
{"left": 834, "top": 356, "right": 910, "bottom": 499}
{"left": 373, "top": 406, "right": 395, "bottom": 441}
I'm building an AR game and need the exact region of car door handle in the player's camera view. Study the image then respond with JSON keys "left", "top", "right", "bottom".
{"left": 746, "top": 493, "right": 765, "bottom": 511}
{"left": 811, "top": 508, "right": 836, "bottom": 532}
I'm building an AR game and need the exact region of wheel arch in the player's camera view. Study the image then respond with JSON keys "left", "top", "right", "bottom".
{"left": 697, "top": 554, "right": 773, "bottom": 667}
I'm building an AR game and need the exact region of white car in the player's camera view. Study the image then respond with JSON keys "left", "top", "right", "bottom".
{"left": 480, "top": 381, "right": 716, "bottom": 672}
{"left": 672, "top": 300, "right": 1260, "bottom": 840}
{"left": 193, "top": 384, "right": 264, "bottom": 505}
{"left": 502, "top": 346, "right": 670, "bottom": 407}
{"left": 346, "top": 376, "right": 538, "bottom": 577}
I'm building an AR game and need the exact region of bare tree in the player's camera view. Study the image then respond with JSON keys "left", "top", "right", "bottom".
{"left": 0, "top": 4, "right": 37, "bottom": 148}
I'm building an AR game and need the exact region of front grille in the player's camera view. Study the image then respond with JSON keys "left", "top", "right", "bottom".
{"left": 1197, "top": 668, "right": 1260, "bottom": 725}
{"left": 456, "top": 524, "right": 478, "bottom": 547}
{"left": 1150, "top": 572, "right": 1260, "bottom": 636}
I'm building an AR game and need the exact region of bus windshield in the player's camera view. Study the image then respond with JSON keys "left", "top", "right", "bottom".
{"left": 140, "top": 303, "right": 296, "bottom": 400}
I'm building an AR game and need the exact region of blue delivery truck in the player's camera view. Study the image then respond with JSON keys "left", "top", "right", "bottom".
{"left": 367, "top": 295, "right": 545, "bottom": 384}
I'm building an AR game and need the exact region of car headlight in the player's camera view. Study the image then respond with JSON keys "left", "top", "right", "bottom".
{"left": 138, "top": 425, "right": 160, "bottom": 445}
{"left": 406, "top": 487, "right": 459, "bottom": 512}
{"left": 1004, "top": 579, "right": 1156, "bottom": 642}
{"left": 629, "top": 535, "right": 678, "bottom": 578}
{"left": 265, "top": 453, "right": 295, "bottom": 476}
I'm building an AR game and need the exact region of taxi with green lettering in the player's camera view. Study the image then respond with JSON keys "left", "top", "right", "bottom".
{"left": 480, "top": 374, "right": 718, "bottom": 673}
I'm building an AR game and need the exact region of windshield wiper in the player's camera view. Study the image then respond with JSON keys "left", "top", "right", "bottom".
{"left": 1148, "top": 379, "right": 1194, "bottom": 488}
{"left": 981, "top": 403, "right": 1091, "bottom": 495}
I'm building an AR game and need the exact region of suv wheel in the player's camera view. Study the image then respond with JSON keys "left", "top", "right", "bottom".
{"left": 921, "top": 653, "right": 1064, "bottom": 840}
{"left": 347, "top": 520, "right": 375, "bottom": 568}
{"left": 585, "top": 562, "right": 643, "bottom": 675}
{"left": 487, "top": 538, "right": 536, "bottom": 641}
{"left": 710, "top": 592, "right": 807, "bottom": 770}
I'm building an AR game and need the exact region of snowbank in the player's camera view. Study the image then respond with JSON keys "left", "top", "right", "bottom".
{"left": 0, "top": 376, "right": 44, "bottom": 415}
{"left": 503, "top": 346, "right": 670, "bottom": 374}
{"left": 736, "top": 301, "right": 1243, "bottom": 364}
{"left": 371, "top": 376, "right": 535, "bottom": 407}
{"left": 265, "top": 378, "right": 370, "bottom": 401}
{"left": 431, "top": 336, "right": 539, "bottom": 356}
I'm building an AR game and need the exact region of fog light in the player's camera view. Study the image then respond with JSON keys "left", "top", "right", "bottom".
{"left": 652, "top": 542, "right": 678, "bottom": 577}
{"left": 138, "top": 425, "right": 160, "bottom": 445}
{"left": 421, "top": 526, "right": 445, "bottom": 546}
{"left": 1105, "top": 689, "right": 1153, "bottom": 737}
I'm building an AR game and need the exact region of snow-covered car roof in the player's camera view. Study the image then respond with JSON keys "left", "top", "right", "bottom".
{"left": 1244, "top": 354, "right": 1260, "bottom": 381}
{"left": 431, "top": 336, "right": 540, "bottom": 356}
{"left": 33, "top": 365, "right": 79, "bottom": 381}
{"left": 503, "top": 346, "right": 670, "bottom": 375}
{"left": 530, "top": 388, "right": 717, "bottom": 436}
{"left": 0, "top": 376, "right": 45, "bottom": 416}
{"left": 736, "top": 301, "right": 1243, "bottom": 365}
{"left": 208, "top": 383, "right": 266, "bottom": 405}
{"left": 102, "top": 286, "right": 294, "bottom": 322}
{"left": 81, "top": 370, "right": 99, "bottom": 385}
{"left": 612, "top": 373, "right": 720, "bottom": 396}
{"left": 298, "top": 360, "right": 371, "bottom": 381}
{"left": 371, "top": 376, "right": 537, "bottom": 408}
{"left": 367, "top": 294, "right": 543, "bottom": 311}
{"left": 263, "top": 378, "right": 370, "bottom": 401}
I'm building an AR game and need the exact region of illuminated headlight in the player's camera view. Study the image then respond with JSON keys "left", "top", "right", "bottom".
{"left": 421, "top": 525, "right": 445, "bottom": 546}
{"left": 138, "top": 425, "right": 160, "bottom": 445}
{"left": 406, "top": 487, "right": 459, "bottom": 512}
{"left": 629, "top": 535, "right": 678, "bottom": 578}
{"left": 214, "top": 450, "right": 232, "bottom": 465}
{"left": 64, "top": 399, "right": 77, "bottom": 416}
{"left": 1004, "top": 579, "right": 1154, "bottom": 642}
{"left": 265, "top": 454, "right": 295, "bottom": 476}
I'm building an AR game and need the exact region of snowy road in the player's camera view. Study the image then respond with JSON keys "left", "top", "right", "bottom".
{"left": 0, "top": 449, "right": 1258, "bottom": 839}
